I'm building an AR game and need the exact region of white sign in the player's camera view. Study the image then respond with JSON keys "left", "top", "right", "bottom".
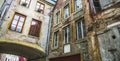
{"left": 64, "top": 44, "right": 70, "bottom": 53}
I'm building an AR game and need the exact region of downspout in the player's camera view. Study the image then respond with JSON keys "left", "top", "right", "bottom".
{"left": 46, "top": 9, "right": 53, "bottom": 61}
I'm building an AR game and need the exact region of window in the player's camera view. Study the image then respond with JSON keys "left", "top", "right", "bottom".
{"left": 76, "top": 19, "right": 86, "bottom": 40}
{"left": 64, "top": 4, "right": 70, "bottom": 18}
{"left": 29, "top": 19, "right": 41, "bottom": 37}
{"left": 91, "top": 0, "right": 120, "bottom": 13}
{"left": 53, "top": 31, "right": 59, "bottom": 48}
{"left": 35, "top": 2, "right": 45, "bottom": 14}
{"left": 56, "top": 11, "right": 60, "bottom": 24}
{"left": 20, "top": 0, "right": 31, "bottom": 7}
{"left": 74, "top": 0, "right": 82, "bottom": 11}
{"left": 64, "top": 26, "right": 70, "bottom": 44}
{"left": 10, "top": 13, "right": 26, "bottom": 32}
{"left": 63, "top": 0, "right": 66, "bottom": 2}
{"left": 4, "top": 58, "right": 10, "bottom": 61}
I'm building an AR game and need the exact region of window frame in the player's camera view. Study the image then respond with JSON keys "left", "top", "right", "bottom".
{"left": 76, "top": 19, "right": 86, "bottom": 40}
{"left": 53, "top": 31, "right": 59, "bottom": 48}
{"left": 19, "top": 0, "right": 31, "bottom": 8}
{"left": 35, "top": 1, "right": 45, "bottom": 14}
{"left": 64, "top": 25, "right": 70, "bottom": 44}
{"left": 29, "top": 19, "right": 42, "bottom": 37}
{"left": 9, "top": 13, "right": 26, "bottom": 33}
{"left": 64, "top": 4, "right": 70, "bottom": 19}
{"left": 56, "top": 11, "right": 60, "bottom": 24}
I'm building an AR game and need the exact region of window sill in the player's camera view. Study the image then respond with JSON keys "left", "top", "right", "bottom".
{"left": 9, "top": 29, "right": 22, "bottom": 33}
{"left": 20, "top": 4, "right": 29, "bottom": 8}
{"left": 28, "top": 35, "right": 39, "bottom": 39}
{"left": 75, "top": 37, "right": 88, "bottom": 44}
{"left": 35, "top": 10, "right": 44, "bottom": 14}
{"left": 52, "top": 46, "right": 59, "bottom": 50}
{"left": 53, "top": 22, "right": 61, "bottom": 27}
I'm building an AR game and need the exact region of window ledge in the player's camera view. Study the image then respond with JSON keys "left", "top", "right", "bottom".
{"left": 35, "top": 10, "right": 44, "bottom": 15}
{"left": 75, "top": 37, "right": 88, "bottom": 44}
{"left": 64, "top": 16, "right": 71, "bottom": 21}
{"left": 52, "top": 46, "right": 59, "bottom": 50}
{"left": 74, "top": 8, "right": 83, "bottom": 15}
{"left": 53, "top": 22, "right": 61, "bottom": 27}
{"left": 28, "top": 35, "right": 39, "bottom": 39}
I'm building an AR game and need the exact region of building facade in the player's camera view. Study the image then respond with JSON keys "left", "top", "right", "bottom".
{"left": 84, "top": 0, "right": 120, "bottom": 61}
{"left": 0, "top": 0, "right": 54, "bottom": 61}
{"left": 49, "top": 0, "right": 120, "bottom": 61}
{"left": 48, "top": 0, "right": 88, "bottom": 61}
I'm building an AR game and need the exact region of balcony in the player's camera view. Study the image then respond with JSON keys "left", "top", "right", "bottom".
{"left": 0, "top": 38, "right": 45, "bottom": 61}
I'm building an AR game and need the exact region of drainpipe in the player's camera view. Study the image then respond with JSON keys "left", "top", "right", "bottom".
{"left": 46, "top": 10, "right": 53, "bottom": 61}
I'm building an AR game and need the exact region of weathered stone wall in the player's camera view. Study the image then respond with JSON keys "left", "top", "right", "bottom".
{"left": 97, "top": 25, "right": 120, "bottom": 61}
{"left": 83, "top": 0, "right": 120, "bottom": 61}
{"left": 49, "top": 0, "right": 89, "bottom": 61}
{"left": 0, "top": 0, "right": 53, "bottom": 49}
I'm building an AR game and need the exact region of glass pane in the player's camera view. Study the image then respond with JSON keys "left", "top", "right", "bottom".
{"left": 14, "top": 15, "right": 19, "bottom": 20}
{"left": 32, "top": 21, "right": 37, "bottom": 25}
{"left": 40, "top": 6, "right": 44, "bottom": 10}
{"left": 64, "top": 5, "right": 69, "bottom": 18}
{"left": 40, "top": 5, "right": 44, "bottom": 9}
{"left": 16, "top": 26, "right": 22, "bottom": 32}
{"left": 26, "top": 0, "right": 29, "bottom": 3}
{"left": 18, "top": 22, "right": 23, "bottom": 27}
{"left": 54, "top": 33, "right": 57, "bottom": 46}
{"left": 19, "top": 17, "right": 25, "bottom": 22}
{"left": 37, "top": 6, "right": 39, "bottom": 9}
{"left": 12, "top": 20, "right": 18, "bottom": 25}
{"left": 77, "top": 21, "right": 82, "bottom": 39}
{"left": 11, "top": 25, "right": 16, "bottom": 30}
{"left": 36, "top": 6, "right": 39, "bottom": 10}
{"left": 64, "top": 28, "right": 67, "bottom": 43}
{"left": 37, "top": 3, "right": 40, "bottom": 6}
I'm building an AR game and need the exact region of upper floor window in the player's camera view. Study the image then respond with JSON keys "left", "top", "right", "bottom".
{"left": 64, "top": 4, "right": 70, "bottom": 18}
{"left": 74, "top": 0, "right": 82, "bottom": 11}
{"left": 5, "top": 58, "right": 10, "bottom": 61}
{"left": 56, "top": 11, "right": 60, "bottom": 24}
{"left": 63, "top": 0, "right": 66, "bottom": 2}
{"left": 20, "top": 0, "right": 31, "bottom": 7}
{"left": 76, "top": 19, "right": 86, "bottom": 40}
{"left": 53, "top": 31, "right": 59, "bottom": 48}
{"left": 91, "top": 0, "right": 120, "bottom": 13}
{"left": 64, "top": 25, "right": 70, "bottom": 44}
{"left": 10, "top": 13, "right": 26, "bottom": 32}
{"left": 29, "top": 19, "right": 41, "bottom": 37}
{"left": 35, "top": 2, "right": 45, "bottom": 14}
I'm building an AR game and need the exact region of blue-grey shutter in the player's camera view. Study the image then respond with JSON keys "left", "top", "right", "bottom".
{"left": 100, "top": 0, "right": 112, "bottom": 9}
